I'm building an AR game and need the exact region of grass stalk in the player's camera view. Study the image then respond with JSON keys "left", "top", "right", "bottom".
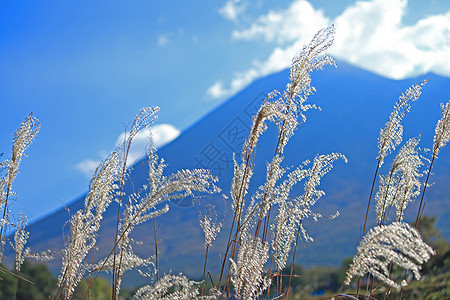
{"left": 362, "top": 163, "right": 381, "bottom": 236}
{"left": 266, "top": 246, "right": 275, "bottom": 300}
{"left": 201, "top": 246, "right": 209, "bottom": 295}
{"left": 83, "top": 189, "right": 168, "bottom": 300}
{"left": 217, "top": 213, "right": 236, "bottom": 295}
{"left": 285, "top": 219, "right": 302, "bottom": 300}
{"left": 395, "top": 156, "right": 435, "bottom": 300}
{"left": 357, "top": 163, "right": 381, "bottom": 296}
{"left": 88, "top": 246, "right": 96, "bottom": 300}
{"left": 152, "top": 207, "right": 160, "bottom": 281}
{"left": 13, "top": 277, "right": 18, "bottom": 300}
{"left": 0, "top": 188, "right": 11, "bottom": 243}
{"left": 111, "top": 135, "right": 132, "bottom": 300}
{"left": 415, "top": 155, "right": 435, "bottom": 228}
{"left": 217, "top": 144, "right": 253, "bottom": 295}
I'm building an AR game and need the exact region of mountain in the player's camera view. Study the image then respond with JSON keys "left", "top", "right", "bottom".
{"left": 7, "top": 59, "right": 450, "bottom": 287}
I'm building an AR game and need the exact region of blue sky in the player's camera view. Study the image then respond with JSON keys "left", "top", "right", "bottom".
{"left": 1, "top": 0, "right": 450, "bottom": 222}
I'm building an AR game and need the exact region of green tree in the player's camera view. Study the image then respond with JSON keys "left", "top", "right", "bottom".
{"left": 412, "top": 215, "right": 450, "bottom": 275}
{"left": 0, "top": 261, "right": 56, "bottom": 300}
{"left": 73, "top": 277, "right": 112, "bottom": 300}
{"left": 337, "top": 256, "right": 353, "bottom": 285}
{"left": 15, "top": 260, "right": 57, "bottom": 300}
{"left": 0, "top": 264, "right": 16, "bottom": 298}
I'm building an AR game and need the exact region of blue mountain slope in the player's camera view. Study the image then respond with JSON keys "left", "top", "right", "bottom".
{"left": 11, "top": 59, "right": 450, "bottom": 287}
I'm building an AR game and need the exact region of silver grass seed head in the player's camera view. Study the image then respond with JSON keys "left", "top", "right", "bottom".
{"left": 118, "top": 156, "right": 220, "bottom": 277}
{"left": 230, "top": 234, "right": 271, "bottom": 299}
{"left": 274, "top": 159, "right": 310, "bottom": 204}
{"left": 199, "top": 215, "right": 222, "bottom": 249}
{"left": 289, "top": 24, "right": 335, "bottom": 95}
{"left": 377, "top": 80, "right": 428, "bottom": 165}
{"left": 13, "top": 213, "right": 29, "bottom": 272}
{"left": 244, "top": 100, "right": 285, "bottom": 161}
{"left": 271, "top": 201, "right": 299, "bottom": 271}
{"left": 375, "top": 174, "right": 392, "bottom": 225}
{"left": 58, "top": 210, "right": 97, "bottom": 297}
{"left": 247, "top": 154, "right": 286, "bottom": 222}
{"left": 375, "top": 136, "right": 424, "bottom": 224}
{"left": 130, "top": 106, "right": 160, "bottom": 139}
{"left": 344, "top": 222, "right": 435, "bottom": 290}
{"left": 134, "top": 273, "right": 206, "bottom": 300}
{"left": 301, "top": 153, "right": 347, "bottom": 209}
{"left": 11, "top": 113, "right": 40, "bottom": 164}
{"left": 285, "top": 25, "right": 335, "bottom": 131}
{"left": 433, "top": 100, "right": 450, "bottom": 158}
{"left": 116, "top": 107, "right": 160, "bottom": 173}
{"left": 4, "top": 113, "right": 40, "bottom": 193}
{"left": 148, "top": 149, "right": 167, "bottom": 193}
{"left": 25, "top": 248, "right": 55, "bottom": 262}
{"left": 271, "top": 153, "right": 345, "bottom": 271}
{"left": 230, "top": 154, "right": 253, "bottom": 215}
{"left": 95, "top": 250, "right": 155, "bottom": 282}
{"left": 84, "top": 151, "right": 120, "bottom": 215}
{"left": 394, "top": 143, "right": 424, "bottom": 221}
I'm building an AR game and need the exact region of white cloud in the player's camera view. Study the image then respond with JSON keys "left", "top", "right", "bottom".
{"left": 76, "top": 124, "right": 180, "bottom": 178}
{"left": 332, "top": 0, "right": 450, "bottom": 79}
{"left": 75, "top": 159, "right": 100, "bottom": 178}
{"left": 207, "top": 0, "right": 450, "bottom": 98}
{"left": 208, "top": 45, "right": 305, "bottom": 98}
{"left": 207, "top": 81, "right": 228, "bottom": 99}
{"left": 115, "top": 123, "right": 180, "bottom": 166}
{"left": 209, "top": 0, "right": 329, "bottom": 98}
{"left": 231, "top": 0, "right": 328, "bottom": 43}
{"left": 219, "top": 0, "right": 246, "bottom": 23}
{"left": 157, "top": 34, "right": 170, "bottom": 47}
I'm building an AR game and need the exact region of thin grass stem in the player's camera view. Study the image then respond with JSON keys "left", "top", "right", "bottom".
{"left": 201, "top": 246, "right": 209, "bottom": 295}
{"left": 152, "top": 207, "right": 159, "bottom": 281}
{"left": 285, "top": 219, "right": 302, "bottom": 300}
{"left": 415, "top": 155, "right": 434, "bottom": 227}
